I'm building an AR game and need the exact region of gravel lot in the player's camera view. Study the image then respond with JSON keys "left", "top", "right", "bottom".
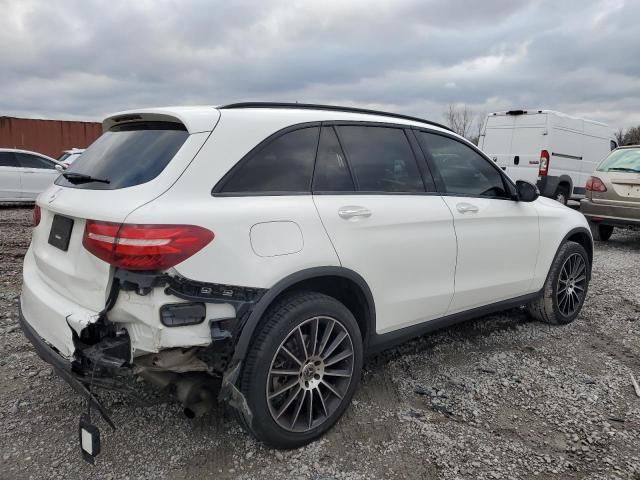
{"left": 1, "top": 204, "right": 639, "bottom": 480}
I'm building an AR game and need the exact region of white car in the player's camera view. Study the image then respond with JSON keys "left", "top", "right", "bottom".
{"left": 479, "top": 110, "right": 616, "bottom": 204}
{"left": 20, "top": 103, "right": 593, "bottom": 456}
{"left": 0, "top": 148, "right": 65, "bottom": 202}
{"left": 57, "top": 148, "right": 85, "bottom": 167}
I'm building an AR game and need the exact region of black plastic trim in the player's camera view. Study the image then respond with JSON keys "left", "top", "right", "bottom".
{"left": 367, "top": 291, "right": 541, "bottom": 355}
{"left": 559, "top": 226, "right": 594, "bottom": 267}
{"left": 231, "top": 267, "right": 376, "bottom": 361}
{"left": 218, "top": 102, "right": 453, "bottom": 133}
{"left": 551, "top": 152, "right": 583, "bottom": 160}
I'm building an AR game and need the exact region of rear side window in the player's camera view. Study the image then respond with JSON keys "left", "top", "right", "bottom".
{"left": 220, "top": 127, "right": 319, "bottom": 193}
{"left": 336, "top": 126, "right": 425, "bottom": 192}
{"left": 313, "top": 126, "right": 355, "bottom": 192}
{"left": 417, "top": 131, "right": 509, "bottom": 198}
{"left": 55, "top": 122, "right": 189, "bottom": 190}
{"left": 16, "top": 153, "right": 55, "bottom": 169}
{"left": 0, "top": 152, "right": 18, "bottom": 167}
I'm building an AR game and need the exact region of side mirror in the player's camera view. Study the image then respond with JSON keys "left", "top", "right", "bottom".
{"left": 55, "top": 164, "right": 66, "bottom": 172}
{"left": 516, "top": 180, "right": 539, "bottom": 202}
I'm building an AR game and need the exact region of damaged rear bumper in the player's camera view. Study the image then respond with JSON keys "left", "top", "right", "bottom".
{"left": 18, "top": 307, "right": 116, "bottom": 429}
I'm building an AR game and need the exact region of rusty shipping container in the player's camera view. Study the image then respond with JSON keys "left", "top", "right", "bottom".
{"left": 0, "top": 116, "right": 102, "bottom": 159}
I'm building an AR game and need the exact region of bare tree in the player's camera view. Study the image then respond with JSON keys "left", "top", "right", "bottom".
{"left": 614, "top": 127, "right": 625, "bottom": 146}
{"left": 443, "top": 103, "right": 475, "bottom": 139}
{"left": 623, "top": 126, "right": 640, "bottom": 146}
{"left": 470, "top": 111, "right": 486, "bottom": 146}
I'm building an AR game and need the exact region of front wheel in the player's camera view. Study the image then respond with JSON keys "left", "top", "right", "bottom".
{"left": 239, "top": 292, "right": 363, "bottom": 448}
{"left": 527, "top": 241, "right": 590, "bottom": 325}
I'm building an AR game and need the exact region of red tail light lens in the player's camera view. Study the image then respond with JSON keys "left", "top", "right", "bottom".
{"left": 83, "top": 221, "right": 214, "bottom": 270}
{"left": 33, "top": 205, "right": 41, "bottom": 226}
{"left": 538, "top": 150, "right": 550, "bottom": 176}
{"left": 585, "top": 176, "right": 607, "bottom": 192}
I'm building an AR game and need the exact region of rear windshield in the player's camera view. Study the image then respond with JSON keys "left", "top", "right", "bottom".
{"left": 55, "top": 121, "right": 189, "bottom": 190}
{"left": 597, "top": 148, "right": 640, "bottom": 173}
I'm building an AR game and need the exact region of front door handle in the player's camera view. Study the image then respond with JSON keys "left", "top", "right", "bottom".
{"left": 456, "top": 202, "right": 479, "bottom": 214}
{"left": 338, "top": 206, "right": 372, "bottom": 220}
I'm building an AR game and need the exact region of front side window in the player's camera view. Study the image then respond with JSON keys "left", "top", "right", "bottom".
{"left": 221, "top": 127, "right": 319, "bottom": 193}
{"left": 417, "top": 131, "right": 509, "bottom": 198}
{"left": 336, "top": 126, "right": 425, "bottom": 192}
{"left": 16, "top": 153, "right": 55, "bottom": 169}
{"left": 0, "top": 152, "right": 18, "bottom": 167}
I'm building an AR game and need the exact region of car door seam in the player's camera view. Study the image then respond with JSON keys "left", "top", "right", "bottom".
{"left": 440, "top": 196, "right": 458, "bottom": 313}
{"left": 311, "top": 195, "right": 343, "bottom": 267}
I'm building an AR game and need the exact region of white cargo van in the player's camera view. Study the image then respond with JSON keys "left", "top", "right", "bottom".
{"left": 479, "top": 110, "right": 617, "bottom": 204}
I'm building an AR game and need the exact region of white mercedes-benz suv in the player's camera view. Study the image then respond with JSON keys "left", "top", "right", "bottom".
{"left": 20, "top": 103, "right": 593, "bottom": 453}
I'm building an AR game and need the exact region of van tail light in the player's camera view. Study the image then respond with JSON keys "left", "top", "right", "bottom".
{"left": 538, "top": 150, "right": 550, "bottom": 176}
{"left": 83, "top": 221, "right": 214, "bottom": 271}
{"left": 585, "top": 176, "right": 607, "bottom": 193}
{"left": 33, "top": 205, "right": 41, "bottom": 226}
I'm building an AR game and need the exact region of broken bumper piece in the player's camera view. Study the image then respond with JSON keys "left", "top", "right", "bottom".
{"left": 19, "top": 307, "right": 116, "bottom": 430}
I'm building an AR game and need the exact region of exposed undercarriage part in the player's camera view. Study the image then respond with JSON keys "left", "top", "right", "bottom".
{"left": 71, "top": 269, "right": 267, "bottom": 419}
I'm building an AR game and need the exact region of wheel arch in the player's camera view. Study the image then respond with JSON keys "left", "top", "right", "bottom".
{"left": 232, "top": 267, "right": 376, "bottom": 361}
{"left": 557, "top": 175, "right": 573, "bottom": 194}
{"left": 564, "top": 226, "right": 593, "bottom": 268}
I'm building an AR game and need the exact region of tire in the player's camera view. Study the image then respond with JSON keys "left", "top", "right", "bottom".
{"left": 553, "top": 185, "right": 570, "bottom": 205}
{"left": 238, "top": 291, "right": 363, "bottom": 449}
{"left": 527, "top": 241, "right": 590, "bottom": 325}
{"left": 589, "top": 222, "right": 613, "bottom": 241}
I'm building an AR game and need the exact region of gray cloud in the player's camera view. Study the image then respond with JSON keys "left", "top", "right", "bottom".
{"left": 1, "top": 0, "right": 639, "bottom": 129}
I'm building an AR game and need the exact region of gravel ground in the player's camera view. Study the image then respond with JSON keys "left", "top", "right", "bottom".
{"left": 1, "top": 204, "right": 639, "bottom": 480}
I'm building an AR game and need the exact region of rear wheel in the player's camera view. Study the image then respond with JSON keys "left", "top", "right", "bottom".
{"left": 239, "top": 291, "right": 363, "bottom": 448}
{"left": 589, "top": 222, "right": 613, "bottom": 241}
{"left": 553, "top": 184, "right": 570, "bottom": 205}
{"left": 527, "top": 241, "right": 590, "bottom": 325}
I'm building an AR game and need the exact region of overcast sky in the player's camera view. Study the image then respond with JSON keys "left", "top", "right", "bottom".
{"left": 1, "top": 0, "right": 639, "bottom": 129}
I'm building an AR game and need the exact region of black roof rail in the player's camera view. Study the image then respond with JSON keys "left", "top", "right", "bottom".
{"left": 218, "top": 102, "right": 453, "bottom": 132}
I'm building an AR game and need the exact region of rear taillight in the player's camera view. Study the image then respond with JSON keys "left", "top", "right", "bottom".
{"left": 538, "top": 150, "right": 550, "bottom": 176}
{"left": 83, "top": 221, "right": 214, "bottom": 271}
{"left": 33, "top": 205, "right": 41, "bottom": 226}
{"left": 585, "top": 176, "right": 607, "bottom": 192}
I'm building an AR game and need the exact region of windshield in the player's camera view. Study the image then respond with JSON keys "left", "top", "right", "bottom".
{"left": 55, "top": 121, "right": 189, "bottom": 190}
{"left": 598, "top": 148, "right": 640, "bottom": 173}
{"left": 58, "top": 152, "right": 71, "bottom": 162}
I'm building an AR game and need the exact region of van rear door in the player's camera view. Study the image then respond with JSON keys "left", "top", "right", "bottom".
{"left": 506, "top": 112, "right": 547, "bottom": 184}
{"left": 480, "top": 114, "right": 514, "bottom": 171}
{"left": 481, "top": 112, "right": 548, "bottom": 185}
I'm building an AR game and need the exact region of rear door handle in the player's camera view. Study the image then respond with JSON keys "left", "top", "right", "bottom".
{"left": 456, "top": 202, "right": 479, "bottom": 213}
{"left": 338, "top": 206, "right": 372, "bottom": 220}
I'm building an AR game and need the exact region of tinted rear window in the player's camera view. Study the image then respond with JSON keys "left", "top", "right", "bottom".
{"left": 0, "top": 152, "right": 18, "bottom": 167}
{"left": 55, "top": 122, "right": 189, "bottom": 190}
{"left": 219, "top": 127, "right": 319, "bottom": 193}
